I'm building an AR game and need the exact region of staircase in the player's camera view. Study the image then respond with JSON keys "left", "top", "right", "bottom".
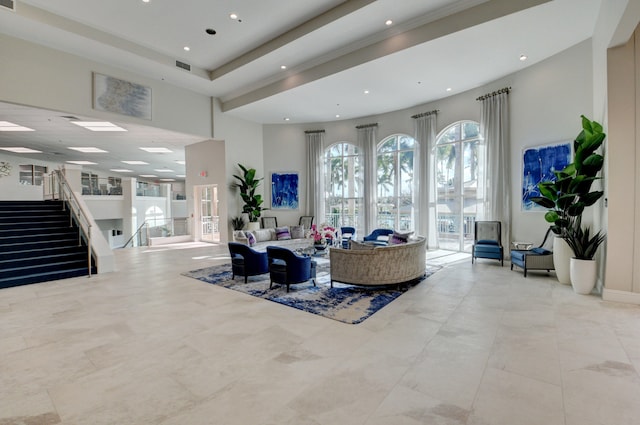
{"left": 0, "top": 200, "right": 96, "bottom": 289}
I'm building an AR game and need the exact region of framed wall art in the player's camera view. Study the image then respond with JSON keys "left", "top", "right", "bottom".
{"left": 521, "top": 141, "right": 572, "bottom": 211}
{"left": 271, "top": 172, "right": 299, "bottom": 210}
{"left": 93, "top": 72, "right": 152, "bottom": 120}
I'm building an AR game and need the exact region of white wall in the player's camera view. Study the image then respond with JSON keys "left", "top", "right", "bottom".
{"left": 0, "top": 151, "right": 62, "bottom": 200}
{"left": 262, "top": 40, "right": 594, "bottom": 244}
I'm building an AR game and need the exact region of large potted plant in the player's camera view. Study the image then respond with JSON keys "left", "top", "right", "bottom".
{"left": 233, "top": 164, "right": 267, "bottom": 231}
{"left": 564, "top": 217, "right": 606, "bottom": 294}
{"left": 531, "top": 115, "right": 606, "bottom": 288}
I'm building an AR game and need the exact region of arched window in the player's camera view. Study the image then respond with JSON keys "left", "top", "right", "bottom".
{"left": 376, "top": 134, "right": 416, "bottom": 231}
{"left": 323, "top": 142, "right": 363, "bottom": 232}
{"left": 434, "top": 121, "right": 481, "bottom": 251}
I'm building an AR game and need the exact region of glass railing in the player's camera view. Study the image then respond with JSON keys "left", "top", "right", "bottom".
{"left": 81, "top": 176, "right": 123, "bottom": 196}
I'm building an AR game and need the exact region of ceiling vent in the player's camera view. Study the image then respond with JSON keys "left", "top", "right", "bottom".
{"left": 0, "top": 0, "right": 15, "bottom": 11}
{"left": 175, "top": 60, "right": 191, "bottom": 72}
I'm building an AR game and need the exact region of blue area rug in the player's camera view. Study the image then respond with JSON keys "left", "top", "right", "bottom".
{"left": 182, "top": 261, "right": 440, "bottom": 324}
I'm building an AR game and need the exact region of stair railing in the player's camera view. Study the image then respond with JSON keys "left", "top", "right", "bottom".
{"left": 47, "top": 170, "right": 93, "bottom": 277}
{"left": 121, "top": 221, "right": 149, "bottom": 248}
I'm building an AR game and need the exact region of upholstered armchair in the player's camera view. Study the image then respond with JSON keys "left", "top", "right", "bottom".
{"left": 510, "top": 228, "right": 554, "bottom": 277}
{"left": 228, "top": 242, "right": 269, "bottom": 283}
{"left": 472, "top": 221, "right": 503, "bottom": 266}
{"left": 266, "top": 246, "right": 315, "bottom": 292}
{"left": 363, "top": 228, "right": 393, "bottom": 246}
{"left": 299, "top": 215, "right": 314, "bottom": 230}
{"left": 340, "top": 226, "right": 356, "bottom": 249}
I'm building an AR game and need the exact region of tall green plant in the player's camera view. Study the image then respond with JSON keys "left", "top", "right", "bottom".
{"left": 531, "top": 115, "right": 605, "bottom": 235}
{"left": 564, "top": 217, "right": 606, "bottom": 260}
{"left": 232, "top": 164, "right": 267, "bottom": 222}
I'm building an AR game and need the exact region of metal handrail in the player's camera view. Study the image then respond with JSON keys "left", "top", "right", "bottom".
{"left": 121, "top": 221, "right": 149, "bottom": 248}
{"left": 47, "top": 170, "right": 93, "bottom": 277}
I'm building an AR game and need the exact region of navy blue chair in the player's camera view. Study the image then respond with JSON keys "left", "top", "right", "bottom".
{"left": 472, "top": 221, "right": 503, "bottom": 266}
{"left": 266, "top": 246, "right": 315, "bottom": 292}
{"left": 511, "top": 227, "right": 554, "bottom": 277}
{"left": 340, "top": 226, "right": 356, "bottom": 249}
{"left": 228, "top": 242, "right": 269, "bottom": 283}
{"left": 363, "top": 228, "right": 393, "bottom": 246}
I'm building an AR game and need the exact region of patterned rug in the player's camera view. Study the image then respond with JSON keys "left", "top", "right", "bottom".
{"left": 182, "top": 261, "right": 440, "bottom": 324}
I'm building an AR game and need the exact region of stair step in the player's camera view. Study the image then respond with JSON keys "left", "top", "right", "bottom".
{"left": 0, "top": 215, "right": 68, "bottom": 224}
{"left": 0, "top": 267, "right": 96, "bottom": 289}
{"left": 1, "top": 258, "right": 90, "bottom": 276}
{"left": 0, "top": 225, "right": 76, "bottom": 236}
{"left": 0, "top": 251, "right": 88, "bottom": 269}
{"left": 0, "top": 231, "right": 79, "bottom": 247}
{"left": 0, "top": 245, "right": 87, "bottom": 261}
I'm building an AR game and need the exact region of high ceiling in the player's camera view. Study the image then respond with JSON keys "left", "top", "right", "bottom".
{"left": 0, "top": 0, "right": 603, "bottom": 180}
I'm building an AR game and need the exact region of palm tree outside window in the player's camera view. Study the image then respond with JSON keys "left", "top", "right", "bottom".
{"left": 323, "top": 142, "right": 363, "bottom": 234}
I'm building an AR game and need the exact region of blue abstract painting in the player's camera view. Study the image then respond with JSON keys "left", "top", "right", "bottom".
{"left": 271, "top": 172, "right": 299, "bottom": 209}
{"left": 522, "top": 141, "right": 572, "bottom": 211}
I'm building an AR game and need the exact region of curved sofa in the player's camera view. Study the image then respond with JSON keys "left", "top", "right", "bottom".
{"left": 329, "top": 236, "right": 426, "bottom": 286}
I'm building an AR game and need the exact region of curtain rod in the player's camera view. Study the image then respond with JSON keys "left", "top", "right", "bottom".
{"left": 304, "top": 129, "right": 325, "bottom": 134}
{"left": 411, "top": 109, "right": 439, "bottom": 119}
{"left": 355, "top": 123, "right": 378, "bottom": 129}
{"left": 476, "top": 87, "right": 511, "bottom": 101}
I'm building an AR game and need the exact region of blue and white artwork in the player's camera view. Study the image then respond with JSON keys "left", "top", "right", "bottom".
{"left": 271, "top": 172, "right": 299, "bottom": 209}
{"left": 522, "top": 141, "right": 572, "bottom": 211}
{"left": 93, "top": 73, "right": 152, "bottom": 120}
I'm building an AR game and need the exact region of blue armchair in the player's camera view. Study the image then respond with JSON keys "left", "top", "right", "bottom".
{"left": 472, "top": 221, "right": 503, "bottom": 266}
{"left": 266, "top": 246, "right": 315, "bottom": 292}
{"left": 228, "top": 242, "right": 269, "bottom": 283}
{"left": 511, "top": 227, "right": 554, "bottom": 277}
{"left": 363, "top": 228, "right": 393, "bottom": 246}
{"left": 340, "top": 226, "right": 356, "bottom": 249}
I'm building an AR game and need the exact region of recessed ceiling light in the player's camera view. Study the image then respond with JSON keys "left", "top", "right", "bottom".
{"left": 71, "top": 121, "right": 127, "bottom": 132}
{"left": 0, "top": 147, "right": 42, "bottom": 153}
{"left": 66, "top": 160, "right": 97, "bottom": 165}
{"left": 155, "top": 169, "right": 174, "bottom": 173}
{"left": 160, "top": 178, "right": 176, "bottom": 182}
{"left": 183, "top": 46, "right": 190, "bottom": 51}
{"left": 0, "top": 121, "right": 35, "bottom": 131}
{"left": 139, "top": 174, "right": 157, "bottom": 178}
{"left": 68, "top": 147, "right": 108, "bottom": 153}
{"left": 446, "top": 87, "right": 452, "bottom": 92}
{"left": 364, "top": 90, "right": 370, "bottom": 94}
{"left": 520, "top": 54, "right": 528, "bottom": 61}
{"left": 336, "top": 114, "right": 340, "bottom": 118}
{"left": 110, "top": 169, "right": 133, "bottom": 173}
{"left": 385, "top": 19, "right": 393, "bottom": 26}
{"left": 284, "top": 117, "right": 290, "bottom": 121}
{"left": 121, "top": 160, "right": 149, "bottom": 165}
{"left": 139, "top": 147, "right": 173, "bottom": 153}
{"left": 280, "top": 65, "right": 287, "bottom": 70}
{"left": 229, "top": 13, "right": 238, "bottom": 20}
{"left": 176, "top": 175, "right": 185, "bottom": 178}
{"left": 142, "top": 0, "right": 150, "bottom": 3}
{"left": 175, "top": 160, "right": 185, "bottom": 165}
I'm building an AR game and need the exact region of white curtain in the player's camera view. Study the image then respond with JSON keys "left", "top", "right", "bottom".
{"left": 478, "top": 90, "right": 511, "bottom": 252}
{"left": 414, "top": 113, "right": 438, "bottom": 248}
{"left": 356, "top": 124, "right": 378, "bottom": 234}
{"left": 305, "top": 130, "right": 325, "bottom": 225}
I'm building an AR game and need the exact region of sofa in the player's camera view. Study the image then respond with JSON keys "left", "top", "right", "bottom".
{"left": 329, "top": 236, "right": 426, "bottom": 287}
{"left": 232, "top": 225, "right": 313, "bottom": 252}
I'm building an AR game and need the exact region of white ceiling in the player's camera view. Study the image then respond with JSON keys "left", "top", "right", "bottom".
{"left": 0, "top": 0, "right": 603, "bottom": 180}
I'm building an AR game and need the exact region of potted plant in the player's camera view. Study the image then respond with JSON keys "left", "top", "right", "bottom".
{"left": 564, "top": 217, "right": 606, "bottom": 294}
{"left": 531, "top": 115, "right": 606, "bottom": 289}
{"left": 231, "top": 216, "right": 246, "bottom": 241}
{"left": 232, "top": 164, "right": 267, "bottom": 231}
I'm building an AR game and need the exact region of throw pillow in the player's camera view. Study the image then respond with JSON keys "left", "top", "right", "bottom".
{"left": 254, "top": 229, "right": 272, "bottom": 242}
{"left": 390, "top": 230, "right": 413, "bottom": 245}
{"left": 244, "top": 231, "right": 257, "bottom": 247}
{"left": 275, "top": 226, "right": 292, "bottom": 240}
{"left": 290, "top": 225, "right": 304, "bottom": 239}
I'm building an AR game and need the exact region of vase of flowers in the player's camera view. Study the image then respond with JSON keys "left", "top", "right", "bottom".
{"left": 309, "top": 223, "right": 336, "bottom": 251}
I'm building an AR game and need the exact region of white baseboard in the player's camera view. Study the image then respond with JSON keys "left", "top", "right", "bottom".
{"left": 602, "top": 288, "right": 640, "bottom": 305}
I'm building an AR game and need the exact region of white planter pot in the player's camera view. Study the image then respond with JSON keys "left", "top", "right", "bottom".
{"left": 553, "top": 236, "right": 572, "bottom": 285}
{"left": 569, "top": 258, "right": 598, "bottom": 295}
{"left": 246, "top": 221, "right": 260, "bottom": 231}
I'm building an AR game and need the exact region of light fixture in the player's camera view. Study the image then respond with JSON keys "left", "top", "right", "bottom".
{"left": 385, "top": 19, "right": 393, "bottom": 26}
{"left": 71, "top": 121, "right": 127, "bottom": 132}
{"left": 364, "top": 90, "right": 370, "bottom": 94}
{"left": 154, "top": 169, "right": 174, "bottom": 173}
{"left": 142, "top": 0, "right": 150, "bottom": 3}
{"left": 176, "top": 175, "right": 186, "bottom": 178}
{"left": 175, "top": 160, "right": 186, "bottom": 165}
{"left": 280, "top": 65, "right": 287, "bottom": 70}
{"left": 139, "top": 174, "right": 157, "bottom": 178}
{"left": 66, "top": 160, "right": 97, "bottom": 165}
{"left": 110, "top": 169, "right": 133, "bottom": 173}
{"left": 68, "top": 147, "right": 108, "bottom": 153}
{"left": 336, "top": 114, "right": 340, "bottom": 118}
{"left": 446, "top": 87, "right": 452, "bottom": 92}
{"left": 0, "top": 147, "right": 41, "bottom": 153}
{"left": 0, "top": 121, "right": 35, "bottom": 132}
{"left": 229, "top": 13, "right": 238, "bottom": 20}
{"left": 520, "top": 54, "right": 528, "bottom": 61}
{"left": 160, "top": 178, "right": 176, "bottom": 182}
{"left": 284, "top": 117, "right": 290, "bottom": 121}
{"left": 139, "top": 147, "right": 173, "bottom": 153}
{"left": 183, "top": 46, "right": 190, "bottom": 52}
{"left": 122, "top": 160, "right": 149, "bottom": 165}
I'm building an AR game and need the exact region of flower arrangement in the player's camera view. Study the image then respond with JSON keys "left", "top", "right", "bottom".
{"left": 308, "top": 223, "right": 337, "bottom": 245}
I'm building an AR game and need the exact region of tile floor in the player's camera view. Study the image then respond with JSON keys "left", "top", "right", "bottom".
{"left": 1, "top": 242, "right": 640, "bottom": 425}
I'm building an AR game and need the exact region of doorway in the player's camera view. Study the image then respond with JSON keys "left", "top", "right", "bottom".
{"left": 195, "top": 185, "right": 220, "bottom": 243}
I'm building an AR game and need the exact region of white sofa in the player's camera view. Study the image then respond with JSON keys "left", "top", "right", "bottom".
{"left": 232, "top": 227, "right": 313, "bottom": 252}
{"left": 329, "top": 236, "right": 426, "bottom": 286}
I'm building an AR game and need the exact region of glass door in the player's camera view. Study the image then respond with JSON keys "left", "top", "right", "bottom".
{"left": 195, "top": 185, "right": 219, "bottom": 243}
